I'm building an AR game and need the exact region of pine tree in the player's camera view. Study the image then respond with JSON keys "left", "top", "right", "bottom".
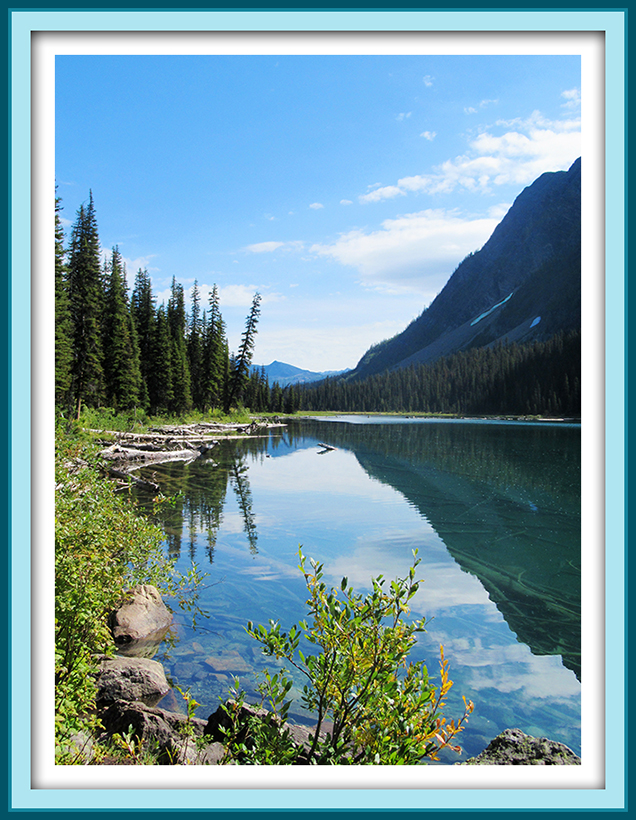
{"left": 67, "top": 191, "right": 104, "bottom": 416}
{"left": 187, "top": 280, "right": 203, "bottom": 408}
{"left": 202, "top": 284, "right": 228, "bottom": 410}
{"left": 102, "top": 247, "right": 141, "bottom": 410}
{"left": 224, "top": 292, "right": 262, "bottom": 412}
{"left": 54, "top": 191, "right": 73, "bottom": 410}
{"left": 167, "top": 277, "right": 192, "bottom": 413}
{"left": 148, "top": 304, "right": 173, "bottom": 413}
{"left": 131, "top": 267, "right": 156, "bottom": 409}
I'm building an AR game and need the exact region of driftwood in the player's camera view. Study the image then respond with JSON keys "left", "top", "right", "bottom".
{"left": 93, "top": 419, "right": 287, "bottom": 487}
{"left": 100, "top": 444, "right": 200, "bottom": 465}
{"left": 105, "top": 466, "right": 160, "bottom": 492}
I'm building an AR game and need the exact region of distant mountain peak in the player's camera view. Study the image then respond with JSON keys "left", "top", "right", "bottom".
{"left": 252, "top": 361, "right": 349, "bottom": 387}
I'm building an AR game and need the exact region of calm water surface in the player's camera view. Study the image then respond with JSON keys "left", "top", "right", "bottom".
{"left": 136, "top": 416, "right": 581, "bottom": 763}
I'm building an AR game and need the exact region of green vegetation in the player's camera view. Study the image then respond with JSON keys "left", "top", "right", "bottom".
{"left": 68, "top": 404, "right": 255, "bottom": 437}
{"left": 218, "top": 548, "right": 473, "bottom": 765}
{"left": 55, "top": 191, "right": 300, "bottom": 420}
{"left": 300, "top": 331, "right": 581, "bottom": 417}
{"left": 55, "top": 417, "right": 474, "bottom": 766}
{"left": 54, "top": 420, "right": 205, "bottom": 762}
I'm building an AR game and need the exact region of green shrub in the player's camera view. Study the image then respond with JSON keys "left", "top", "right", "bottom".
{"left": 221, "top": 548, "right": 474, "bottom": 765}
{"left": 54, "top": 430, "right": 204, "bottom": 761}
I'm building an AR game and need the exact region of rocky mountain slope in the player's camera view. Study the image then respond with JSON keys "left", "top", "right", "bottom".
{"left": 349, "top": 157, "right": 581, "bottom": 380}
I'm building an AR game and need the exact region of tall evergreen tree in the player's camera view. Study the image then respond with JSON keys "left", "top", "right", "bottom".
{"left": 201, "top": 284, "right": 228, "bottom": 410}
{"left": 167, "top": 277, "right": 192, "bottom": 413}
{"left": 67, "top": 191, "right": 104, "bottom": 416}
{"left": 131, "top": 267, "right": 156, "bottom": 408}
{"left": 224, "top": 292, "right": 261, "bottom": 412}
{"left": 54, "top": 191, "right": 73, "bottom": 410}
{"left": 148, "top": 304, "right": 173, "bottom": 413}
{"left": 102, "top": 247, "right": 141, "bottom": 410}
{"left": 187, "top": 280, "right": 204, "bottom": 408}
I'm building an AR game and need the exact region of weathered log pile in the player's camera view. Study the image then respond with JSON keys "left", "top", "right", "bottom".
{"left": 94, "top": 420, "right": 285, "bottom": 486}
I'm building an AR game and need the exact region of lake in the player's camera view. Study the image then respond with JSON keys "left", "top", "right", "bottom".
{"left": 135, "top": 415, "right": 581, "bottom": 763}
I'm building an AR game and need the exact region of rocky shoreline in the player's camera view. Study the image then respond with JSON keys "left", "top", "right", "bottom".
{"left": 65, "top": 584, "right": 581, "bottom": 766}
{"left": 68, "top": 584, "right": 328, "bottom": 765}
{"left": 67, "top": 420, "right": 582, "bottom": 767}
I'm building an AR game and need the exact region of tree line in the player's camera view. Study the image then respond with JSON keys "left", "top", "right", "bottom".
{"left": 55, "top": 191, "right": 300, "bottom": 418}
{"left": 298, "top": 331, "right": 581, "bottom": 417}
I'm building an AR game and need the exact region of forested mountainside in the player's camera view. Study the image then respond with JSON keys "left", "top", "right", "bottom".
{"left": 299, "top": 330, "right": 580, "bottom": 417}
{"left": 349, "top": 158, "right": 581, "bottom": 382}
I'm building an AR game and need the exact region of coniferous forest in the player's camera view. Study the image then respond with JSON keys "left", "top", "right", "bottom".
{"left": 298, "top": 331, "right": 581, "bottom": 417}
{"left": 55, "top": 191, "right": 302, "bottom": 418}
{"left": 55, "top": 190, "right": 580, "bottom": 420}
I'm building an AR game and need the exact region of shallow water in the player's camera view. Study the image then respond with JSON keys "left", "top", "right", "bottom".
{"left": 136, "top": 416, "right": 581, "bottom": 762}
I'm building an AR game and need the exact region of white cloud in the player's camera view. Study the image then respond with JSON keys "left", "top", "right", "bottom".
{"left": 254, "top": 316, "right": 411, "bottom": 372}
{"left": 310, "top": 208, "right": 498, "bottom": 296}
{"left": 358, "top": 107, "right": 580, "bottom": 204}
{"left": 396, "top": 112, "right": 412, "bottom": 121}
{"left": 217, "top": 283, "right": 264, "bottom": 307}
{"left": 121, "top": 254, "right": 158, "bottom": 273}
{"left": 561, "top": 87, "right": 581, "bottom": 110}
{"left": 309, "top": 202, "right": 324, "bottom": 210}
{"left": 245, "top": 241, "right": 285, "bottom": 253}
{"left": 464, "top": 106, "right": 478, "bottom": 115}
{"left": 422, "top": 75, "right": 434, "bottom": 87}
{"left": 420, "top": 130, "right": 436, "bottom": 141}
{"left": 154, "top": 281, "right": 284, "bottom": 315}
{"left": 359, "top": 185, "right": 405, "bottom": 204}
{"left": 244, "top": 240, "right": 304, "bottom": 255}
{"left": 121, "top": 254, "right": 160, "bottom": 288}
{"left": 487, "top": 202, "right": 512, "bottom": 220}
{"left": 340, "top": 199, "right": 353, "bottom": 205}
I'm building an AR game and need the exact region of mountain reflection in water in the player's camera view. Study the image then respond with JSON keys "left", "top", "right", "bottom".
{"left": 134, "top": 417, "right": 581, "bottom": 758}
{"left": 310, "top": 419, "right": 581, "bottom": 682}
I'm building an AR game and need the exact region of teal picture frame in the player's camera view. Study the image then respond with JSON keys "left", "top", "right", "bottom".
{"left": 6, "top": 5, "right": 627, "bottom": 815}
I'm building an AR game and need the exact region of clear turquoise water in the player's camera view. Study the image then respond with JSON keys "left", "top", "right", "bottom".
{"left": 137, "top": 417, "right": 581, "bottom": 763}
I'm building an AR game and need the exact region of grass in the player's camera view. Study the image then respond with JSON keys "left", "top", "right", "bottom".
{"left": 61, "top": 405, "right": 258, "bottom": 437}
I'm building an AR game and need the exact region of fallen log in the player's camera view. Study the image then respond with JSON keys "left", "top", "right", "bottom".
{"left": 105, "top": 466, "right": 160, "bottom": 492}
{"left": 100, "top": 444, "right": 200, "bottom": 466}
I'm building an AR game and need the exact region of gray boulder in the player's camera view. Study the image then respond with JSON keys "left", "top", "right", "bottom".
{"left": 96, "top": 656, "right": 171, "bottom": 708}
{"left": 460, "top": 728, "right": 581, "bottom": 765}
{"left": 98, "top": 699, "right": 224, "bottom": 765}
{"left": 109, "top": 585, "right": 173, "bottom": 647}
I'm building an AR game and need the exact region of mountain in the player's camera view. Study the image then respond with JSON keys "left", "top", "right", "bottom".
{"left": 252, "top": 360, "right": 348, "bottom": 387}
{"left": 349, "top": 158, "right": 581, "bottom": 381}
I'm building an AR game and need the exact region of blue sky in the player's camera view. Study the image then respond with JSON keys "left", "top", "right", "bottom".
{"left": 55, "top": 54, "right": 581, "bottom": 372}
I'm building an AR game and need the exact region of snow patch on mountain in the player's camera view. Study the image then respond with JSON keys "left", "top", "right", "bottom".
{"left": 470, "top": 292, "right": 514, "bottom": 327}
